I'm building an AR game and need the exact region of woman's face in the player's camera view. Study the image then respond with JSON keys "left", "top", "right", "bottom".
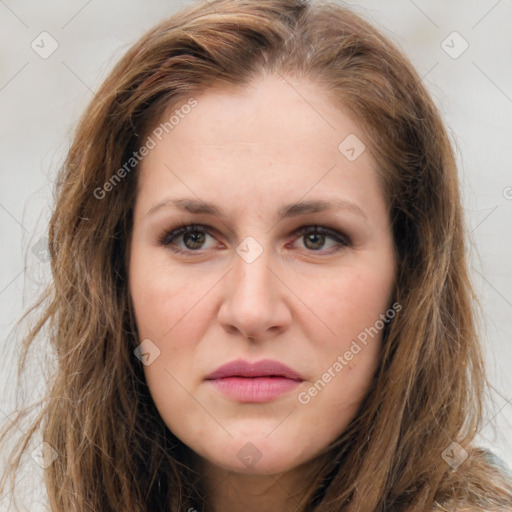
{"left": 129, "top": 74, "right": 396, "bottom": 476}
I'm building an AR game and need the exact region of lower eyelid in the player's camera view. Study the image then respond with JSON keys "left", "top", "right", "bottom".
{"left": 159, "top": 226, "right": 215, "bottom": 249}
{"left": 159, "top": 224, "right": 350, "bottom": 252}
{"left": 295, "top": 226, "right": 348, "bottom": 241}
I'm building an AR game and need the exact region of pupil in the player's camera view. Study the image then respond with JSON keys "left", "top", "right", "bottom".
{"left": 305, "top": 233, "right": 325, "bottom": 250}
{"left": 184, "top": 232, "right": 205, "bottom": 249}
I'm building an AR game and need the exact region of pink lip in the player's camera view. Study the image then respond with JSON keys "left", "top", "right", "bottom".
{"left": 205, "top": 359, "right": 304, "bottom": 403}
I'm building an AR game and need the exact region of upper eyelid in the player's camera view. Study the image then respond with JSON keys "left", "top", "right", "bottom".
{"left": 159, "top": 223, "right": 349, "bottom": 248}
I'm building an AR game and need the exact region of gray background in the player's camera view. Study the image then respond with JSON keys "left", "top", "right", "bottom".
{"left": 1, "top": 1, "right": 511, "bottom": 508}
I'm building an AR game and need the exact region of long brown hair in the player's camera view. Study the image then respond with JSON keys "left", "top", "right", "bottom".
{"left": 2, "top": 0, "right": 511, "bottom": 510}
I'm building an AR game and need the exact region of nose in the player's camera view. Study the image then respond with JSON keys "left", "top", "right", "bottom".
{"left": 217, "top": 244, "right": 292, "bottom": 342}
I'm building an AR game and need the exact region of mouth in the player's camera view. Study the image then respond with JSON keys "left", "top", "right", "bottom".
{"left": 205, "top": 359, "right": 304, "bottom": 403}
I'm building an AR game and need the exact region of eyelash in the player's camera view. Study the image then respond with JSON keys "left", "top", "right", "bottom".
{"left": 156, "top": 223, "right": 350, "bottom": 257}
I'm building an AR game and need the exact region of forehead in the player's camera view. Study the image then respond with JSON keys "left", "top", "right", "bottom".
{"left": 135, "top": 74, "right": 383, "bottom": 216}
{"left": 154, "top": 75, "right": 352, "bottom": 149}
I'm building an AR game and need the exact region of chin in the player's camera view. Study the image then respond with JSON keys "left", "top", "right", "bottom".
{"left": 195, "top": 434, "right": 315, "bottom": 476}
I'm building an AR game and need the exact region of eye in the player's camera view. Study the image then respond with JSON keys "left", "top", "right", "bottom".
{"left": 289, "top": 225, "right": 350, "bottom": 253}
{"left": 157, "top": 223, "right": 350, "bottom": 256}
{"left": 157, "top": 224, "right": 219, "bottom": 255}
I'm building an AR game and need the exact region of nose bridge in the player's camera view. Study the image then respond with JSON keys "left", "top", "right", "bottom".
{"left": 218, "top": 238, "right": 289, "bottom": 339}
{"left": 232, "top": 242, "right": 275, "bottom": 311}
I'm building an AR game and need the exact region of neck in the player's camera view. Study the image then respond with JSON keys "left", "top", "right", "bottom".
{"left": 193, "top": 455, "right": 317, "bottom": 512}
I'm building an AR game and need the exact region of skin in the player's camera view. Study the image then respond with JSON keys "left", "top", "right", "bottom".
{"left": 128, "top": 73, "right": 396, "bottom": 512}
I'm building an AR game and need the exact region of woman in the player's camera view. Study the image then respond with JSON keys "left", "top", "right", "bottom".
{"left": 1, "top": 0, "right": 511, "bottom": 510}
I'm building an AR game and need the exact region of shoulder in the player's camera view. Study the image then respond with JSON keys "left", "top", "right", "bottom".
{"left": 481, "top": 448, "right": 512, "bottom": 480}
{"left": 431, "top": 447, "right": 512, "bottom": 512}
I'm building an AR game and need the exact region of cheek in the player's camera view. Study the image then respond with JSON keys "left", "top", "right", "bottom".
{"left": 296, "top": 270, "right": 391, "bottom": 429}
{"left": 129, "top": 251, "right": 221, "bottom": 398}
{"left": 129, "top": 247, "right": 217, "bottom": 341}
{"left": 304, "top": 263, "right": 395, "bottom": 346}
{"left": 297, "top": 262, "right": 394, "bottom": 410}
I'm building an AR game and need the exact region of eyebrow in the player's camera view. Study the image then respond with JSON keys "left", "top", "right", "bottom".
{"left": 146, "top": 197, "right": 367, "bottom": 220}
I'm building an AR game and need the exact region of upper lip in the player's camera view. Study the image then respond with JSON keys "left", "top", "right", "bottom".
{"left": 206, "top": 359, "right": 304, "bottom": 381}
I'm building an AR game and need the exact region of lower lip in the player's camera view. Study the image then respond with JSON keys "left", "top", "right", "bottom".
{"left": 207, "top": 377, "right": 302, "bottom": 402}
